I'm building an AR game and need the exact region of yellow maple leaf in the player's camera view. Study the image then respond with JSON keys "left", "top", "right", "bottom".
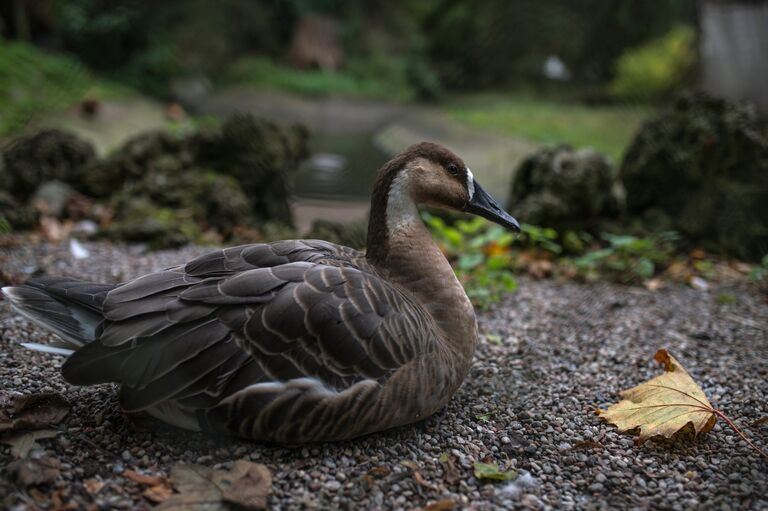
{"left": 596, "top": 349, "right": 717, "bottom": 441}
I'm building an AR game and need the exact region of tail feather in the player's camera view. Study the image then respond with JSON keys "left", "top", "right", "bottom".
{"left": 2, "top": 278, "right": 115, "bottom": 351}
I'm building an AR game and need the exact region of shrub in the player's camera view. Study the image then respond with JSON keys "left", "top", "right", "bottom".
{"left": 610, "top": 26, "right": 696, "bottom": 102}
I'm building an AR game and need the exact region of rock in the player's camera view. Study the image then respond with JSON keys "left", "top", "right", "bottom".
{"left": 621, "top": 90, "right": 768, "bottom": 260}
{"left": 82, "top": 131, "right": 191, "bottom": 198}
{"left": 192, "top": 114, "right": 309, "bottom": 224}
{"left": 1, "top": 129, "right": 96, "bottom": 199}
{"left": 507, "top": 145, "right": 624, "bottom": 233}
{"left": 105, "top": 196, "right": 202, "bottom": 249}
{"left": 0, "top": 191, "right": 37, "bottom": 230}
{"left": 31, "top": 181, "right": 78, "bottom": 218}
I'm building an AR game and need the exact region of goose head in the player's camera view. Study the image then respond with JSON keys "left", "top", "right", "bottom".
{"left": 371, "top": 142, "right": 519, "bottom": 232}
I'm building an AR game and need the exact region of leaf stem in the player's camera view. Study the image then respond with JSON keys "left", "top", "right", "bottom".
{"left": 712, "top": 409, "right": 768, "bottom": 459}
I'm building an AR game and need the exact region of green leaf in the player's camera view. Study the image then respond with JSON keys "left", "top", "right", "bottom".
{"left": 458, "top": 253, "right": 484, "bottom": 271}
{"left": 473, "top": 462, "right": 517, "bottom": 482}
{"left": 486, "top": 334, "right": 503, "bottom": 346}
{"left": 634, "top": 257, "right": 655, "bottom": 278}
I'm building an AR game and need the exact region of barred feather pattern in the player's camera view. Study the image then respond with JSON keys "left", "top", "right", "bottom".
{"left": 56, "top": 240, "right": 463, "bottom": 442}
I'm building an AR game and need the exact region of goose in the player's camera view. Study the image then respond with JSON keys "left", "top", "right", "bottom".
{"left": 2, "top": 142, "right": 520, "bottom": 444}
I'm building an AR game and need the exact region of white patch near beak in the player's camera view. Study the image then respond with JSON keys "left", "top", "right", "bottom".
{"left": 466, "top": 167, "right": 475, "bottom": 200}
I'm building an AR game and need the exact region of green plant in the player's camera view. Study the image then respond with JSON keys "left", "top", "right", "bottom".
{"left": 424, "top": 213, "right": 518, "bottom": 309}
{"left": 574, "top": 231, "right": 679, "bottom": 283}
{"left": 220, "top": 56, "right": 413, "bottom": 100}
{"left": 610, "top": 25, "right": 696, "bottom": 102}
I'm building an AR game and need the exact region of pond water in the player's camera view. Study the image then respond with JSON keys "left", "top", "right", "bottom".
{"left": 291, "top": 133, "right": 389, "bottom": 200}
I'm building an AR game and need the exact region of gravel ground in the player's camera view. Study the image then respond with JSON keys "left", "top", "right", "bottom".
{"left": 1, "top": 239, "right": 766, "bottom": 510}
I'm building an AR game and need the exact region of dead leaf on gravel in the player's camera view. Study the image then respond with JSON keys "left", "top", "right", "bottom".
{"left": 473, "top": 462, "right": 517, "bottom": 482}
{"left": 438, "top": 453, "right": 460, "bottom": 485}
{"left": 7, "top": 453, "right": 61, "bottom": 487}
{"left": 157, "top": 460, "right": 271, "bottom": 511}
{"left": 0, "top": 391, "right": 70, "bottom": 432}
{"left": 367, "top": 466, "right": 391, "bottom": 478}
{"left": 221, "top": 460, "right": 272, "bottom": 510}
{"left": 413, "top": 471, "right": 437, "bottom": 491}
{"left": 144, "top": 483, "right": 174, "bottom": 504}
{"left": 751, "top": 417, "right": 768, "bottom": 428}
{"left": 596, "top": 349, "right": 717, "bottom": 442}
{"left": 419, "top": 499, "right": 456, "bottom": 511}
{"left": 570, "top": 440, "right": 604, "bottom": 451}
{"left": 1, "top": 428, "right": 59, "bottom": 458}
{"left": 124, "top": 469, "right": 167, "bottom": 487}
{"left": 83, "top": 478, "right": 105, "bottom": 495}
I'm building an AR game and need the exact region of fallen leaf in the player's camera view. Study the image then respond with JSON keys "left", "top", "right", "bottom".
{"left": 7, "top": 453, "right": 61, "bottom": 487}
{"left": 438, "top": 453, "right": 460, "bottom": 485}
{"left": 221, "top": 460, "right": 272, "bottom": 510}
{"left": 124, "top": 469, "right": 167, "bottom": 487}
{"left": 413, "top": 471, "right": 437, "bottom": 491}
{"left": 1, "top": 429, "right": 59, "bottom": 458}
{"left": 83, "top": 478, "right": 105, "bottom": 495}
{"left": 144, "top": 483, "right": 174, "bottom": 503}
{"left": 473, "top": 462, "right": 517, "bottom": 482}
{"left": 367, "top": 466, "right": 391, "bottom": 478}
{"left": 400, "top": 460, "right": 419, "bottom": 470}
{"left": 485, "top": 334, "right": 503, "bottom": 346}
{"left": 420, "top": 499, "right": 456, "bottom": 511}
{"left": 0, "top": 391, "right": 70, "bottom": 432}
{"left": 596, "top": 349, "right": 717, "bottom": 442}
{"left": 157, "top": 460, "right": 271, "bottom": 511}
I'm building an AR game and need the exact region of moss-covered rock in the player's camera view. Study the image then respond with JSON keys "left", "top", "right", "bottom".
{"left": 192, "top": 115, "right": 309, "bottom": 223}
{"left": 0, "top": 191, "right": 37, "bottom": 230}
{"left": 507, "top": 145, "right": 624, "bottom": 232}
{"left": 82, "top": 131, "right": 192, "bottom": 197}
{"left": 1, "top": 129, "right": 96, "bottom": 199}
{"left": 105, "top": 196, "right": 203, "bottom": 249}
{"left": 1, "top": 115, "right": 309, "bottom": 247}
{"left": 620, "top": 91, "right": 768, "bottom": 260}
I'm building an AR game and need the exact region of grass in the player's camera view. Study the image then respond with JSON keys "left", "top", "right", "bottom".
{"left": 447, "top": 94, "right": 654, "bottom": 162}
{"left": 221, "top": 56, "right": 413, "bottom": 100}
{"left": 0, "top": 42, "right": 130, "bottom": 137}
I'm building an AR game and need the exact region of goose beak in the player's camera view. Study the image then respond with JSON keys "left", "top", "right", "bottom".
{"left": 463, "top": 180, "right": 520, "bottom": 232}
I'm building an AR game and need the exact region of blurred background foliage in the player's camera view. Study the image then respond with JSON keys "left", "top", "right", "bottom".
{"left": 1, "top": 0, "right": 767, "bottom": 305}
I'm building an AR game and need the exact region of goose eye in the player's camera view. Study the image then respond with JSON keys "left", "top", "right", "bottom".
{"left": 446, "top": 163, "right": 459, "bottom": 175}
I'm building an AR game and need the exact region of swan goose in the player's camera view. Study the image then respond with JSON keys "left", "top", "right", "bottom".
{"left": 2, "top": 142, "right": 520, "bottom": 443}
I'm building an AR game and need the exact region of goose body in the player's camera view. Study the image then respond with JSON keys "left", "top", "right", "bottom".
{"left": 2, "top": 142, "right": 519, "bottom": 443}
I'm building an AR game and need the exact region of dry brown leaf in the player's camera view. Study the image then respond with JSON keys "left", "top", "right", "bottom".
{"left": 751, "top": 417, "right": 768, "bottom": 428}
{"left": 83, "top": 478, "right": 105, "bottom": 495}
{"left": 7, "top": 453, "right": 61, "bottom": 487}
{"left": 438, "top": 453, "right": 460, "bottom": 485}
{"left": 144, "top": 483, "right": 174, "bottom": 503}
{"left": 413, "top": 471, "right": 437, "bottom": 491}
{"left": 0, "top": 391, "right": 70, "bottom": 432}
{"left": 221, "top": 460, "right": 272, "bottom": 510}
{"left": 124, "top": 469, "right": 166, "bottom": 487}
{"left": 1, "top": 429, "right": 59, "bottom": 458}
{"left": 420, "top": 499, "right": 456, "bottom": 511}
{"left": 157, "top": 460, "right": 271, "bottom": 511}
{"left": 367, "top": 466, "right": 391, "bottom": 478}
{"left": 596, "top": 349, "right": 717, "bottom": 442}
{"left": 570, "top": 440, "right": 604, "bottom": 451}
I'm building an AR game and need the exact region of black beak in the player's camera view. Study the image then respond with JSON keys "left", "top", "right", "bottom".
{"left": 463, "top": 180, "right": 520, "bottom": 232}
